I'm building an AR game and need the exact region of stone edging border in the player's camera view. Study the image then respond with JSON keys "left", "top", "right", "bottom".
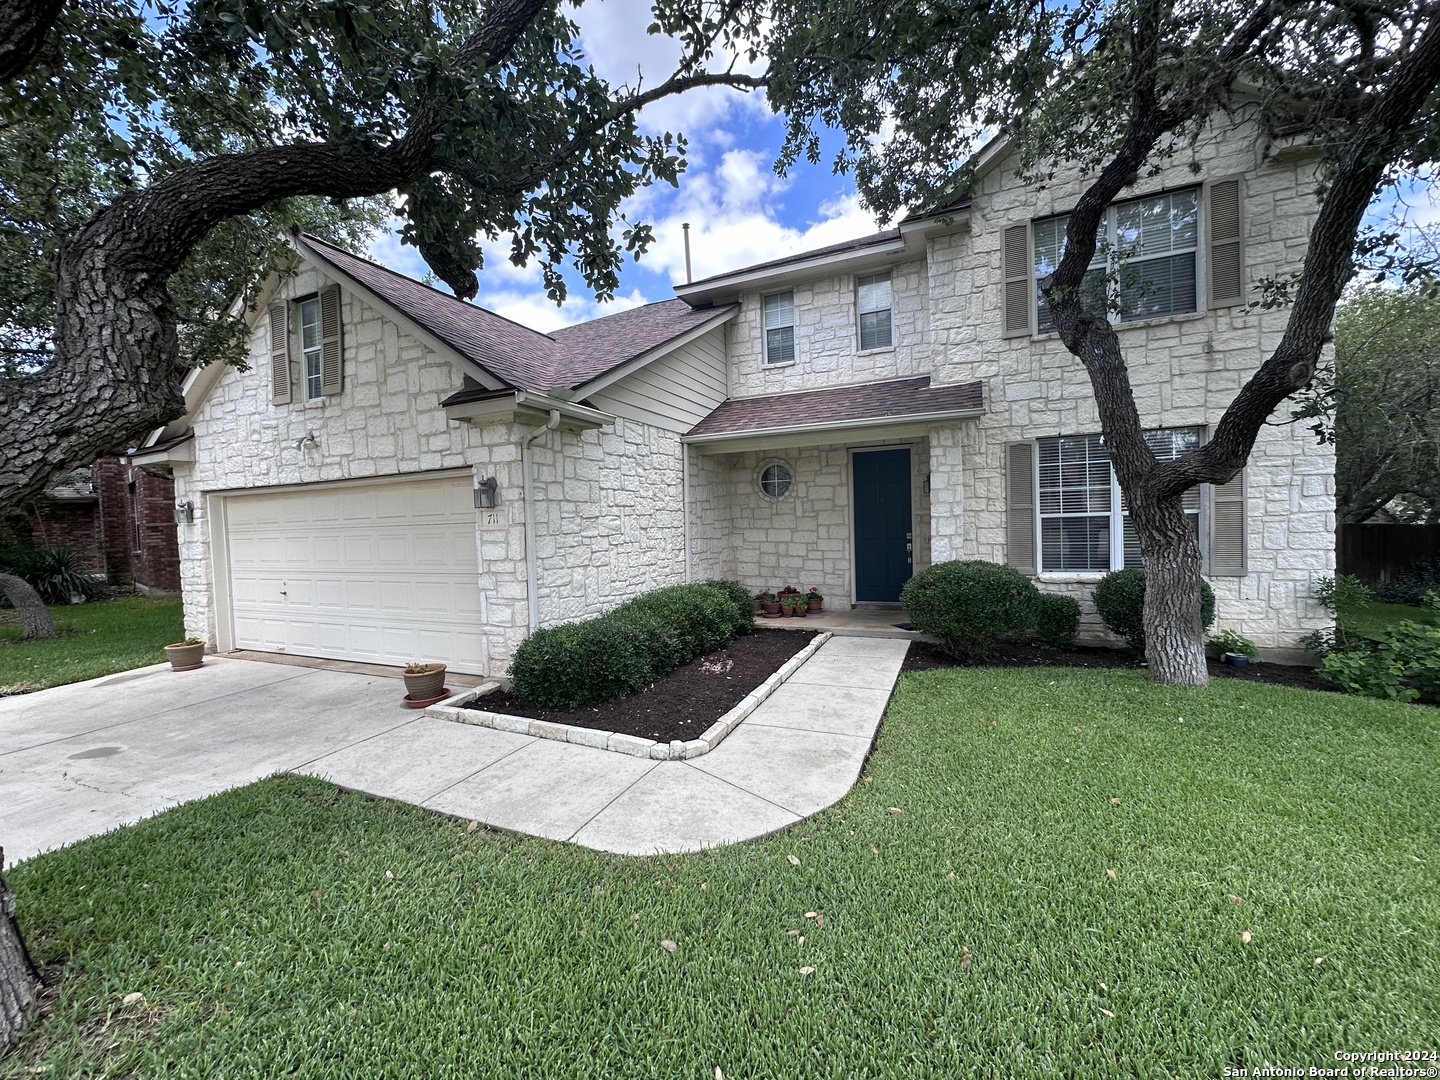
{"left": 424, "top": 631, "right": 833, "bottom": 760}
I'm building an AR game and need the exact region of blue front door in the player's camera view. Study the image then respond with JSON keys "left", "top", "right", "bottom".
{"left": 853, "top": 448, "right": 913, "bottom": 602}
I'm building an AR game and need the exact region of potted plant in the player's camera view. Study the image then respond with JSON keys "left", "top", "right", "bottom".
{"left": 761, "top": 592, "right": 782, "bottom": 618}
{"left": 806, "top": 587, "right": 824, "bottom": 613}
{"left": 163, "top": 637, "right": 206, "bottom": 671}
{"left": 402, "top": 661, "right": 448, "bottom": 706}
{"left": 784, "top": 594, "right": 806, "bottom": 618}
{"left": 1206, "top": 629, "right": 1259, "bottom": 669}
{"left": 754, "top": 591, "right": 774, "bottom": 614}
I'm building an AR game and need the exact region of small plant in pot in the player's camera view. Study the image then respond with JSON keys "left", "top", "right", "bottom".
{"left": 402, "top": 661, "right": 448, "bottom": 705}
{"left": 164, "top": 637, "right": 206, "bottom": 671}
{"left": 1207, "top": 629, "right": 1259, "bottom": 669}
{"left": 757, "top": 591, "right": 780, "bottom": 617}
{"left": 787, "top": 594, "right": 808, "bottom": 618}
{"left": 806, "top": 586, "right": 824, "bottom": 613}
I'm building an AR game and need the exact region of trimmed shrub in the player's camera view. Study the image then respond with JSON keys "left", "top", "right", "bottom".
{"left": 507, "top": 615, "right": 663, "bottom": 708}
{"left": 699, "top": 578, "right": 756, "bottom": 637}
{"left": 627, "top": 584, "right": 735, "bottom": 663}
{"left": 0, "top": 544, "right": 102, "bottom": 605}
{"left": 900, "top": 559, "right": 1040, "bottom": 658}
{"left": 1031, "top": 592, "right": 1081, "bottom": 649}
{"left": 508, "top": 581, "right": 752, "bottom": 708}
{"left": 1374, "top": 559, "right": 1440, "bottom": 607}
{"left": 1092, "top": 568, "right": 1215, "bottom": 654}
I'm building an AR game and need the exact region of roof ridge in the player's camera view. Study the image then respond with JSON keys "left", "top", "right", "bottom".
{"left": 299, "top": 233, "right": 558, "bottom": 344}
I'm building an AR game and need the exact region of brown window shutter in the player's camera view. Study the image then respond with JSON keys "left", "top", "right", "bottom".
{"left": 268, "top": 299, "right": 291, "bottom": 406}
{"left": 1006, "top": 440, "right": 1037, "bottom": 574}
{"left": 1207, "top": 177, "right": 1244, "bottom": 308}
{"left": 1002, "top": 223, "right": 1032, "bottom": 338}
{"left": 318, "top": 284, "right": 343, "bottom": 396}
{"left": 1208, "top": 469, "right": 1246, "bottom": 576}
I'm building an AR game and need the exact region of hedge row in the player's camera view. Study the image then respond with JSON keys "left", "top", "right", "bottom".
{"left": 507, "top": 580, "right": 753, "bottom": 708}
{"left": 900, "top": 559, "right": 1217, "bottom": 659}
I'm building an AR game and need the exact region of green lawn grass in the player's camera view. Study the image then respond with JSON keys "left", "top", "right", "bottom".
{"left": 1339, "top": 596, "right": 1433, "bottom": 640}
{"left": 3, "top": 667, "right": 1436, "bottom": 1078}
{"left": 0, "top": 596, "right": 183, "bottom": 694}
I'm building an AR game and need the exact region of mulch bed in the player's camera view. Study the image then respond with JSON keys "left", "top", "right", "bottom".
{"left": 467, "top": 629, "right": 819, "bottom": 742}
{"left": 901, "top": 639, "right": 1337, "bottom": 692}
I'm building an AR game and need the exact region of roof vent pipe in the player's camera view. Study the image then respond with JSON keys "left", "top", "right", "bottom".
{"left": 682, "top": 222, "right": 692, "bottom": 284}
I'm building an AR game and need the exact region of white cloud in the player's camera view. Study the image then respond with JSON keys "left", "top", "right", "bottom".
{"left": 568, "top": 0, "right": 769, "bottom": 146}
{"left": 637, "top": 150, "right": 884, "bottom": 284}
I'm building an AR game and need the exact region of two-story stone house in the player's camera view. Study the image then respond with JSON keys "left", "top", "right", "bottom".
{"left": 138, "top": 115, "right": 1333, "bottom": 675}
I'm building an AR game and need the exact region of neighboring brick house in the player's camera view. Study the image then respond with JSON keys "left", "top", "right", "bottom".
{"left": 137, "top": 113, "right": 1332, "bottom": 674}
{"left": 26, "top": 460, "right": 181, "bottom": 594}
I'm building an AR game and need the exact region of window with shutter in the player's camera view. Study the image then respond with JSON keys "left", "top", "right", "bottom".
{"left": 1002, "top": 224, "right": 1032, "bottom": 338}
{"left": 1207, "top": 177, "right": 1244, "bottom": 308}
{"left": 268, "top": 300, "right": 291, "bottom": 406}
{"left": 1033, "top": 427, "right": 1213, "bottom": 573}
{"left": 1005, "top": 441, "right": 1037, "bottom": 574}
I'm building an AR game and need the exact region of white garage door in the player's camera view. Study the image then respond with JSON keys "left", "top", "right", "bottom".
{"left": 225, "top": 473, "right": 487, "bottom": 674}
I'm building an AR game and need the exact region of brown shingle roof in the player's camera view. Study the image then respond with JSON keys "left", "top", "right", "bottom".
{"left": 549, "top": 299, "right": 733, "bottom": 387}
{"left": 687, "top": 377, "right": 984, "bottom": 439}
{"left": 302, "top": 235, "right": 558, "bottom": 391}
{"left": 300, "top": 235, "right": 734, "bottom": 393}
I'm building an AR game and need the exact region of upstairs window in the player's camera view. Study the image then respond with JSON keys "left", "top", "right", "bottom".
{"left": 299, "top": 297, "right": 323, "bottom": 400}
{"left": 763, "top": 291, "right": 795, "bottom": 365}
{"left": 1033, "top": 187, "right": 1200, "bottom": 332}
{"left": 856, "top": 271, "right": 893, "bottom": 350}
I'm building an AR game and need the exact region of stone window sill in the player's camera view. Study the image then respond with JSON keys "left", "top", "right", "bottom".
{"left": 856, "top": 346, "right": 897, "bottom": 357}
{"left": 1037, "top": 572, "right": 1106, "bottom": 584}
{"left": 762, "top": 361, "right": 797, "bottom": 371}
{"left": 302, "top": 397, "right": 329, "bottom": 409}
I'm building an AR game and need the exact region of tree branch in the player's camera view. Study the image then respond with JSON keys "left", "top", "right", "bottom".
{"left": 0, "top": 0, "right": 62, "bottom": 83}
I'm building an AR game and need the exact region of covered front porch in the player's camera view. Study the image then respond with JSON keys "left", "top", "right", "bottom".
{"left": 682, "top": 376, "right": 984, "bottom": 610}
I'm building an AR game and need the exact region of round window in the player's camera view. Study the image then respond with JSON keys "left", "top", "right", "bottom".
{"left": 758, "top": 462, "right": 793, "bottom": 499}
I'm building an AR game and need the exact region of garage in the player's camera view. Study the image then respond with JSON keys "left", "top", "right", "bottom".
{"left": 221, "top": 472, "right": 487, "bottom": 674}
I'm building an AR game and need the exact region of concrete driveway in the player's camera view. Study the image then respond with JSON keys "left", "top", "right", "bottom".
{"left": 1, "top": 636, "right": 908, "bottom": 866}
{"left": 0, "top": 658, "right": 413, "bottom": 865}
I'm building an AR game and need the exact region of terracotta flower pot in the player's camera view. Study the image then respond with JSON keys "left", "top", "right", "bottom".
{"left": 164, "top": 641, "right": 205, "bottom": 671}
{"left": 807, "top": 598, "right": 823, "bottom": 613}
{"left": 762, "top": 602, "right": 781, "bottom": 616}
{"left": 403, "top": 664, "right": 447, "bottom": 700}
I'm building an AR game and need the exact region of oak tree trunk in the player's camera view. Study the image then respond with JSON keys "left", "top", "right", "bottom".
{"left": 0, "top": 573, "right": 55, "bottom": 640}
{"left": 1131, "top": 497, "right": 1208, "bottom": 686}
{"left": 0, "top": 849, "right": 38, "bottom": 1047}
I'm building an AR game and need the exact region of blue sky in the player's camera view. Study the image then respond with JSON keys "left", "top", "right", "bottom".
{"left": 366, "top": 0, "right": 1440, "bottom": 331}
{"left": 369, "top": 0, "right": 886, "bottom": 332}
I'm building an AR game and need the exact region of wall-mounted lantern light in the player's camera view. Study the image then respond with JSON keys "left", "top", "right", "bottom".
{"left": 474, "top": 476, "right": 499, "bottom": 509}
{"left": 174, "top": 500, "right": 195, "bottom": 524}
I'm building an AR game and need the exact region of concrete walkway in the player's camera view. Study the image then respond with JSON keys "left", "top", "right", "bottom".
{"left": 1, "top": 636, "right": 908, "bottom": 864}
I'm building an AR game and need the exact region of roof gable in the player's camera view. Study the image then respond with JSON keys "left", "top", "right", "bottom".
{"left": 298, "top": 235, "right": 735, "bottom": 394}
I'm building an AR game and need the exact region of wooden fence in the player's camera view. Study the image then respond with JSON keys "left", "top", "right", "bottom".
{"left": 1336, "top": 523, "right": 1440, "bottom": 586}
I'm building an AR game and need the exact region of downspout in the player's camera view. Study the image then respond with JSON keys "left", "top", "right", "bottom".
{"left": 682, "top": 441, "right": 692, "bottom": 583}
{"left": 522, "top": 410, "right": 561, "bottom": 634}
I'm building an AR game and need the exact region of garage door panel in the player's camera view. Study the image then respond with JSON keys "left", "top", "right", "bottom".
{"left": 226, "top": 474, "right": 486, "bottom": 674}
